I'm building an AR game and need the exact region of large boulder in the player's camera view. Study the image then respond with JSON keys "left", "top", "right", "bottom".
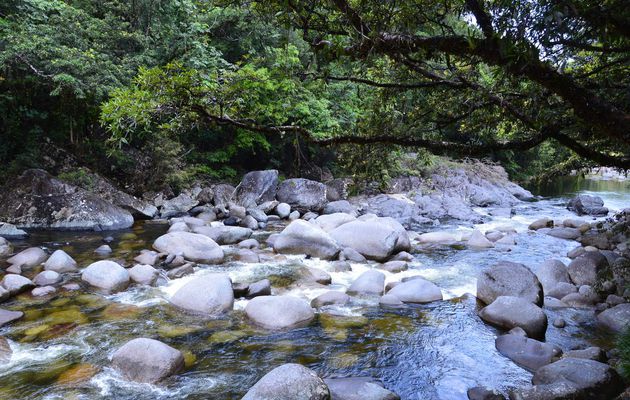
{"left": 212, "top": 183, "right": 235, "bottom": 208}
{"left": 273, "top": 220, "right": 340, "bottom": 260}
{"left": 546, "top": 227, "right": 581, "bottom": 240}
{"left": 169, "top": 274, "right": 234, "bottom": 315}
{"left": 322, "top": 200, "right": 357, "bottom": 216}
{"left": 81, "top": 260, "right": 130, "bottom": 292}
{"left": 111, "top": 338, "right": 184, "bottom": 383}
{"left": 44, "top": 249, "right": 78, "bottom": 272}
{"left": 153, "top": 231, "right": 224, "bottom": 264}
{"left": 245, "top": 295, "right": 314, "bottom": 329}
{"left": 330, "top": 219, "right": 409, "bottom": 261}
{"left": 160, "top": 193, "right": 198, "bottom": 218}
{"left": 0, "top": 169, "right": 133, "bottom": 230}
{"left": 129, "top": 264, "right": 159, "bottom": 286}
{"left": 312, "top": 213, "right": 355, "bottom": 232}
{"left": 536, "top": 259, "right": 571, "bottom": 293}
{"left": 1, "top": 274, "right": 35, "bottom": 295}
{"left": 0, "top": 223, "right": 27, "bottom": 239}
{"left": 347, "top": 270, "right": 385, "bottom": 296}
{"left": 513, "top": 358, "right": 623, "bottom": 400}
{"left": 477, "top": 262, "right": 543, "bottom": 306}
{"left": 242, "top": 363, "right": 329, "bottom": 400}
{"left": 386, "top": 278, "right": 443, "bottom": 303}
{"left": 363, "top": 194, "right": 431, "bottom": 228}
{"left": 324, "top": 377, "right": 400, "bottom": 400}
{"left": 567, "top": 195, "right": 608, "bottom": 217}
{"left": 233, "top": 170, "right": 279, "bottom": 208}
{"left": 495, "top": 332, "right": 561, "bottom": 371}
{"left": 597, "top": 303, "right": 630, "bottom": 333}
{"left": 567, "top": 252, "right": 608, "bottom": 286}
{"left": 478, "top": 296, "right": 547, "bottom": 340}
{"left": 276, "top": 178, "right": 327, "bottom": 212}
{"left": 7, "top": 247, "right": 48, "bottom": 268}
{"left": 193, "top": 225, "right": 252, "bottom": 245}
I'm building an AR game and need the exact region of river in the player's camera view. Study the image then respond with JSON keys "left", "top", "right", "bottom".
{"left": 0, "top": 177, "right": 629, "bottom": 399}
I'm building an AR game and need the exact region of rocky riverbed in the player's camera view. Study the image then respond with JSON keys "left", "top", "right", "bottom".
{"left": 0, "top": 163, "right": 629, "bottom": 399}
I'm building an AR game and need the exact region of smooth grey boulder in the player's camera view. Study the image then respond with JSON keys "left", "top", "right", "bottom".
{"left": 276, "top": 178, "right": 328, "bottom": 212}
{"left": 33, "top": 270, "right": 61, "bottom": 286}
{"left": 379, "top": 294, "right": 404, "bottom": 307}
{"left": 81, "top": 260, "right": 130, "bottom": 293}
{"left": 234, "top": 170, "right": 279, "bottom": 208}
{"left": 0, "top": 222, "right": 27, "bottom": 239}
{"left": 340, "top": 248, "right": 367, "bottom": 263}
{"left": 546, "top": 282, "right": 577, "bottom": 299}
{"left": 273, "top": 220, "right": 340, "bottom": 260}
{"left": 536, "top": 259, "right": 571, "bottom": 293}
{"left": 94, "top": 244, "right": 112, "bottom": 255}
{"left": 567, "top": 252, "right": 608, "bottom": 286}
{"left": 303, "top": 267, "right": 332, "bottom": 285}
{"left": 380, "top": 261, "right": 408, "bottom": 273}
{"left": 325, "top": 377, "right": 400, "bottom": 400}
{"left": 44, "top": 249, "right": 78, "bottom": 272}
{"left": 153, "top": 231, "right": 224, "bottom": 264}
{"left": 311, "top": 291, "right": 350, "bottom": 308}
{"left": 0, "top": 169, "right": 133, "bottom": 230}
{"left": 7, "top": 247, "right": 47, "bottom": 268}
{"left": 0, "top": 309, "right": 23, "bottom": 327}
{"left": 133, "top": 250, "right": 160, "bottom": 266}
{"left": 546, "top": 227, "right": 581, "bottom": 240}
{"left": 160, "top": 193, "right": 198, "bottom": 218}
{"left": 168, "top": 221, "right": 189, "bottom": 233}
{"left": 129, "top": 264, "right": 159, "bottom": 286}
{"left": 111, "top": 338, "right": 184, "bottom": 383}
{"left": 567, "top": 194, "right": 608, "bottom": 216}
{"left": 363, "top": 193, "right": 431, "bottom": 228}
{"left": 1, "top": 274, "right": 35, "bottom": 295}
{"left": 479, "top": 296, "right": 547, "bottom": 339}
{"left": 347, "top": 270, "right": 385, "bottom": 296}
{"left": 238, "top": 239, "right": 260, "bottom": 249}
{"left": 240, "top": 215, "right": 259, "bottom": 230}
{"left": 323, "top": 200, "right": 357, "bottom": 216}
{"left": 242, "top": 363, "right": 329, "bottom": 400}
{"left": 193, "top": 225, "right": 252, "bottom": 245}
{"left": 170, "top": 274, "right": 234, "bottom": 315}
{"left": 212, "top": 183, "right": 235, "bottom": 208}
{"left": 331, "top": 261, "right": 352, "bottom": 272}
{"left": 597, "top": 303, "right": 630, "bottom": 332}
{"left": 330, "top": 219, "right": 409, "bottom": 261}
{"left": 32, "top": 286, "right": 56, "bottom": 297}
{"left": 386, "top": 278, "right": 443, "bottom": 303}
{"left": 564, "top": 347, "right": 607, "bottom": 362}
{"left": 0, "top": 237, "right": 11, "bottom": 258}
{"left": 235, "top": 249, "right": 260, "bottom": 263}
{"left": 477, "top": 262, "right": 543, "bottom": 306}
{"left": 468, "top": 230, "right": 494, "bottom": 248}
{"left": 245, "top": 295, "right": 314, "bottom": 329}
{"left": 529, "top": 218, "right": 553, "bottom": 230}
{"left": 275, "top": 203, "right": 291, "bottom": 218}
{"left": 246, "top": 279, "right": 271, "bottom": 298}
{"left": 495, "top": 333, "right": 561, "bottom": 371}
{"left": 247, "top": 208, "right": 268, "bottom": 223}
{"left": 312, "top": 213, "right": 355, "bottom": 232}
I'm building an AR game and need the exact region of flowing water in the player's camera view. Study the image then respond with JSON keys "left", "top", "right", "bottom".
{"left": 1, "top": 177, "right": 629, "bottom": 400}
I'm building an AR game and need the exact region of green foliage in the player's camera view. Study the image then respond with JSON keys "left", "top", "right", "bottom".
{"left": 58, "top": 167, "right": 96, "bottom": 190}
{"left": 619, "top": 327, "right": 630, "bottom": 380}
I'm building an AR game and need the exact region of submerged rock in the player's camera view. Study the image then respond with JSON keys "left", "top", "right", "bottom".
{"left": 467, "top": 230, "right": 494, "bottom": 248}
{"left": 478, "top": 296, "right": 547, "bottom": 339}
{"left": 245, "top": 295, "right": 314, "bottom": 329}
{"left": 242, "top": 363, "right": 329, "bottom": 400}
{"left": 0, "top": 169, "right": 133, "bottom": 230}
{"left": 153, "top": 231, "right": 224, "bottom": 264}
{"left": 169, "top": 274, "right": 234, "bottom": 315}
{"left": 81, "top": 260, "right": 130, "bottom": 293}
{"left": 111, "top": 338, "right": 184, "bottom": 383}
{"left": 324, "top": 377, "right": 400, "bottom": 400}
{"left": 477, "top": 262, "right": 543, "bottom": 306}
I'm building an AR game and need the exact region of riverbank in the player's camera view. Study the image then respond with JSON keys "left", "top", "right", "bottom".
{"left": 0, "top": 162, "right": 628, "bottom": 399}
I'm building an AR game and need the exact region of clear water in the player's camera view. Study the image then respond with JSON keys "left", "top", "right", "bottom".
{"left": 0, "top": 177, "right": 628, "bottom": 400}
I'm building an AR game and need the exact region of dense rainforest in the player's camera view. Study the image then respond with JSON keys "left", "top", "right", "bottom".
{"left": 1, "top": 0, "right": 629, "bottom": 192}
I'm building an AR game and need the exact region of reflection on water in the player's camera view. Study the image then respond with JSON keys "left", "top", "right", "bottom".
{"left": 0, "top": 178, "right": 629, "bottom": 399}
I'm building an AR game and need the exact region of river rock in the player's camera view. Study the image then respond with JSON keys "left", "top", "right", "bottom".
{"left": 495, "top": 333, "right": 561, "bottom": 371}
{"left": 478, "top": 296, "right": 547, "bottom": 339}
{"left": 477, "top": 261, "right": 543, "bottom": 306}
{"left": 325, "top": 178, "right": 351, "bottom": 202}
{"left": 44, "top": 249, "right": 78, "bottom": 272}
{"left": 273, "top": 220, "right": 340, "bottom": 260}
{"left": 0, "top": 309, "right": 23, "bottom": 327}
{"left": 565, "top": 347, "right": 607, "bottom": 362}
{"left": 246, "top": 279, "right": 271, "bottom": 298}
{"left": 380, "top": 261, "right": 408, "bottom": 273}
{"left": 212, "top": 183, "right": 235, "bottom": 208}
{"left": 347, "top": 270, "right": 385, "bottom": 296}
{"left": 1, "top": 274, "right": 35, "bottom": 295}
{"left": 193, "top": 225, "right": 252, "bottom": 245}
{"left": 303, "top": 268, "right": 332, "bottom": 285}
{"left": 166, "top": 263, "right": 195, "bottom": 279}
{"left": 238, "top": 239, "right": 260, "bottom": 250}
{"left": 33, "top": 270, "right": 62, "bottom": 286}
{"left": 129, "top": 264, "right": 159, "bottom": 286}
{"left": 330, "top": 218, "right": 409, "bottom": 261}
{"left": 0, "top": 169, "right": 134, "bottom": 230}
{"left": 0, "top": 287, "right": 9, "bottom": 302}
{"left": 81, "top": 260, "right": 130, "bottom": 292}
{"left": 94, "top": 244, "right": 112, "bottom": 255}
{"left": 32, "top": 286, "right": 56, "bottom": 296}
{"left": 0, "top": 237, "right": 12, "bottom": 257}
{"left": 7, "top": 247, "right": 47, "bottom": 268}
{"left": 153, "top": 231, "right": 224, "bottom": 264}
{"left": 387, "top": 278, "right": 443, "bottom": 303}
{"left": 567, "top": 246, "right": 586, "bottom": 259}
{"left": 240, "top": 215, "right": 259, "bottom": 230}
{"left": 324, "top": 377, "right": 399, "bottom": 400}
{"left": 536, "top": 259, "right": 571, "bottom": 293}
{"left": 160, "top": 193, "right": 198, "bottom": 218}
{"left": 546, "top": 282, "right": 577, "bottom": 299}
{"left": 340, "top": 247, "right": 367, "bottom": 263}
{"left": 417, "top": 231, "right": 459, "bottom": 244}
{"left": 247, "top": 208, "right": 268, "bottom": 223}
{"left": 363, "top": 194, "right": 432, "bottom": 228}
{"left": 529, "top": 218, "right": 553, "bottom": 230}
{"left": 245, "top": 295, "right": 314, "bottom": 329}
{"left": 111, "top": 338, "right": 184, "bottom": 383}
{"left": 133, "top": 250, "right": 160, "bottom": 266}
{"left": 546, "top": 227, "right": 581, "bottom": 240}
{"left": 323, "top": 200, "right": 357, "bottom": 216}
{"left": 468, "top": 230, "right": 494, "bottom": 248}
{"left": 567, "top": 252, "right": 608, "bottom": 286}
{"left": 275, "top": 203, "right": 291, "bottom": 218}
{"left": 0, "top": 222, "right": 28, "bottom": 239}
{"left": 233, "top": 170, "right": 279, "bottom": 208}
{"left": 597, "top": 303, "right": 630, "bottom": 332}
{"left": 567, "top": 194, "right": 608, "bottom": 216}
{"left": 0, "top": 336, "right": 12, "bottom": 362}
{"left": 168, "top": 222, "right": 189, "bottom": 233}
{"left": 466, "top": 387, "right": 504, "bottom": 400}
{"left": 170, "top": 274, "right": 233, "bottom": 315}
{"left": 311, "top": 291, "right": 350, "bottom": 308}
{"left": 235, "top": 249, "right": 260, "bottom": 263}
{"left": 312, "top": 213, "right": 355, "bottom": 232}
{"left": 242, "top": 363, "right": 329, "bottom": 400}
{"left": 276, "top": 178, "right": 327, "bottom": 212}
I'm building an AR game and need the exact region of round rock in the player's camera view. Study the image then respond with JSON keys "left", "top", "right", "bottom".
{"left": 170, "top": 274, "right": 234, "bottom": 315}
{"left": 153, "top": 231, "right": 224, "bottom": 264}
{"left": 81, "top": 260, "right": 130, "bottom": 293}
{"left": 479, "top": 296, "right": 548, "bottom": 340}
{"left": 33, "top": 270, "right": 62, "bottom": 286}
{"left": 245, "top": 295, "right": 314, "bottom": 329}
{"left": 242, "top": 363, "right": 329, "bottom": 400}
{"left": 44, "top": 250, "right": 78, "bottom": 272}
{"left": 111, "top": 338, "right": 184, "bottom": 383}
{"left": 386, "top": 278, "right": 443, "bottom": 303}
{"left": 477, "top": 261, "right": 543, "bottom": 306}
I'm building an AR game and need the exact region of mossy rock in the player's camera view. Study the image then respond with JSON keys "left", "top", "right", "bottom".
{"left": 208, "top": 330, "right": 248, "bottom": 344}
{"left": 182, "top": 350, "right": 197, "bottom": 368}
{"left": 100, "top": 303, "right": 142, "bottom": 321}
{"left": 56, "top": 363, "right": 99, "bottom": 386}
{"left": 328, "top": 352, "right": 359, "bottom": 369}
{"left": 319, "top": 313, "right": 369, "bottom": 329}
{"left": 157, "top": 325, "right": 202, "bottom": 338}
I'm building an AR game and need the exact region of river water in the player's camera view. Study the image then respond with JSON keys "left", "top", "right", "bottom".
{"left": 0, "top": 177, "right": 629, "bottom": 400}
